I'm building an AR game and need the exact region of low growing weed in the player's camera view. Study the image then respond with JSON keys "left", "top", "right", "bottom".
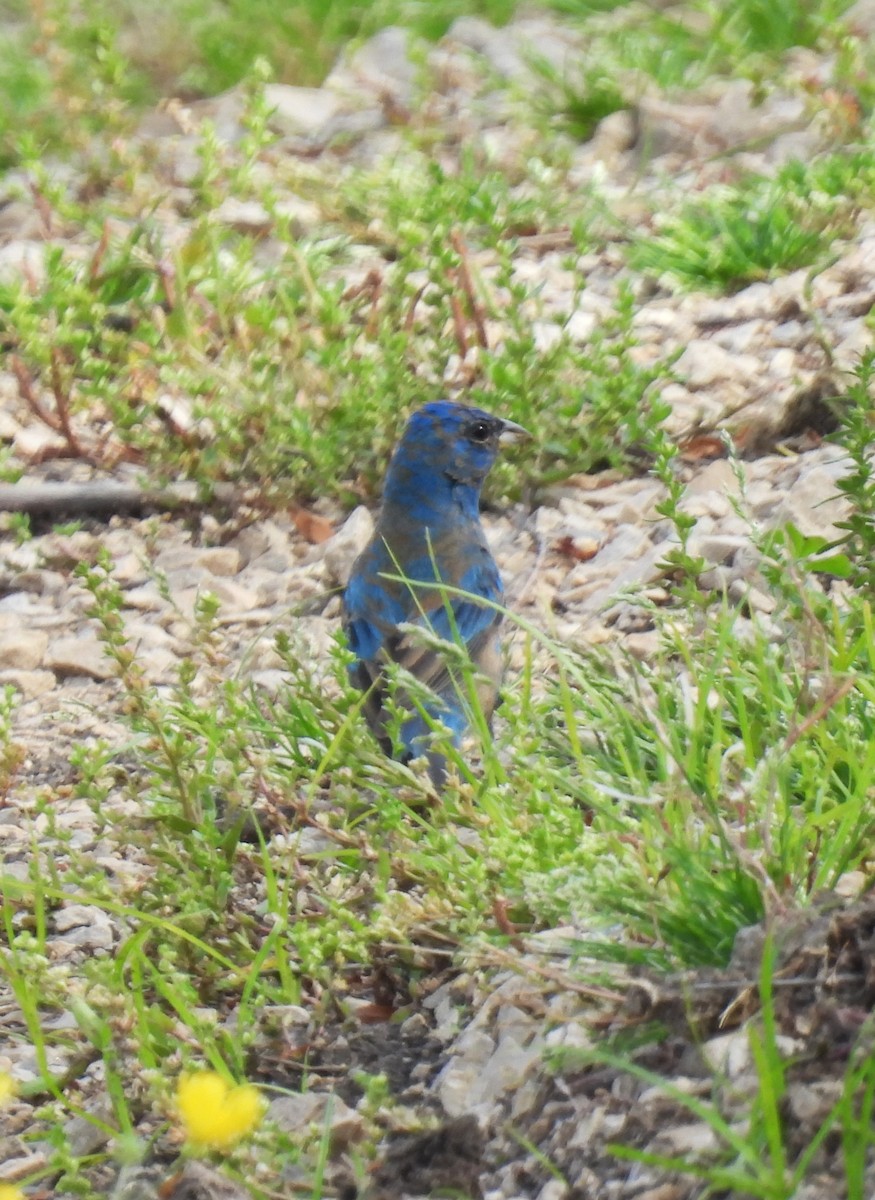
{"left": 2, "top": 107, "right": 675, "bottom": 502}
{"left": 4, "top": 406, "right": 875, "bottom": 1190}
{"left": 630, "top": 161, "right": 859, "bottom": 292}
{"left": 535, "top": 0, "right": 854, "bottom": 115}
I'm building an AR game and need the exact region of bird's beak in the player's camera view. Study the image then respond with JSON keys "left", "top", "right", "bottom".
{"left": 499, "top": 418, "right": 532, "bottom": 445}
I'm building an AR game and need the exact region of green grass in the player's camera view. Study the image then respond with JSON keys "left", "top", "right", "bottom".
{"left": 0, "top": 0, "right": 522, "bottom": 164}
{"left": 553, "top": 942, "right": 875, "bottom": 1200}
{"left": 0, "top": 114, "right": 674, "bottom": 501}
{"left": 628, "top": 150, "right": 873, "bottom": 291}
{"left": 528, "top": 0, "right": 856, "bottom": 110}
{"left": 5, "top": 396, "right": 875, "bottom": 1190}
{"left": 0, "top": 0, "right": 862, "bottom": 165}
{"left": 2, "top": 0, "right": 875, "bottom": 1195}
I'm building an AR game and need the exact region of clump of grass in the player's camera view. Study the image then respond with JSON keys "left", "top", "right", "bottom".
{"left": 528, "top": 58, "right": 628, "bottom": 142}
{"left": 714, "top": 0, "right": 854, "bottom": 57}
{"left": 829, "top": 351, "right": 875, "bottom": 594}
{"left": 540, "top": 0, "right": 854, "bottom": 108}
{"left": 780, "top": 145, "right": 875, "bottom": 204}
{"left": 520, "top": 590, "right": 875, "bottom": 966}
{"left": 630, "top": 164, "right": 855, "bottom": 293}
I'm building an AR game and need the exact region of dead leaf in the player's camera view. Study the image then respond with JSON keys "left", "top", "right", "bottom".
{"left": 555, "top": 535, "right": 598, "bottom": 562}
{"left": 291, "top": 505, "right": 334, "bottom": 544}
{"left": 678, "top": 434, "right": 728, "bottom": 462}
{"left": 354, "top": 1003, "right": 395, "bottom": 1025}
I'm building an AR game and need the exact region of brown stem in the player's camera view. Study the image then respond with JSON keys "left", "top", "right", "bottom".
{"left": 49, "top": 346, "right": 89, "bottom": 460}
{"left": 11, "top": 355, "right": 62, "bottom": 431}
{"left": 88, "top": 219, "right": 111, "bottom": 283}
{"left": 449, "top": 294, "right": 468, "bottom": 359}
{"left": 450, "top": 228, "right": 489, "bottom": 349}
{"left": 404, "top": 282, "right": 427, "bottom": 332}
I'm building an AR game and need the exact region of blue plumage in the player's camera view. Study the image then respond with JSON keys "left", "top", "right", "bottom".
{"left": 343, "top": 401, "right": 529, "bottom": 786}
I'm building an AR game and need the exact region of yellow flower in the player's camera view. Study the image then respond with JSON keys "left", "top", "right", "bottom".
{"left": 175, "top": 1071, "right": 264, "bottom": 1150}
{"left": 0, "top": 1072, "right": 17, "bottom": 1105}
{"left": 0, "top": 1186, "right": 24, "bottom": 1200}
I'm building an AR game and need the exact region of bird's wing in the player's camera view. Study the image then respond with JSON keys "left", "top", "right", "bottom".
{"left": 343, "top": 566, "right": 400, "bottom": 749}
{"left": 388, "top": 559, "right": 504, "bottom": 698}
{"left": 344, "top": 540, "right": 503, "bottom": 712}
{"left": 343, "top": 539, "right": 405, "bottom": 655}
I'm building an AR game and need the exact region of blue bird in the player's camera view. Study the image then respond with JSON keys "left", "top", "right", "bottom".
{"left": 343, "top": 400, "right": 529, "bottom": 786}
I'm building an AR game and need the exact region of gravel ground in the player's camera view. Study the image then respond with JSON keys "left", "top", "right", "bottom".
{"left": 1, "top": 9, "right": 874, "bottom": 1199}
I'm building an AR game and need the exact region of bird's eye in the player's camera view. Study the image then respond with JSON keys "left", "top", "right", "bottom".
{"left": 468, "top": 420, "right": 491, "bottom": 443}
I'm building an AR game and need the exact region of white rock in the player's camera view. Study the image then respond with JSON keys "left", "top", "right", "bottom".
{"left": 322, "top": 505, "right": 374, "bottom": 586}
{"left": 196, "top": 546, "right": 242, "bottom": 577}
{"left": 45, "top": 636, "right": 114, "bottom": 681}
{"left": 0, "top": 669, "right": 55, "bottom": 698}
{"left": 729, "top": 579, "right": 774, "bottom": 611}
{"left": 122, "top": 582, "right": 164, "bottom": 611}
{"left": 687, "top": 532, "right": 748, "bottom": 565}
{"left": 274, "top": 195, "right": 322, "bottom": 235}
{"left": 702, "top": 1028, "right": 801, "bottom": 1076}
{"left": 833, "top": 319, "right": 872, "bottom": 369}
{"left": 770, "top": 463, "right": 850, "bottom": 539}
{"left": 64, "top": 1107, "right": 113, "bottom": 1156}
{"left": 326, "top": 26, "right": 417, "bottom": 105}
{"left": 12, "top": 423, "right": 67, "bottom": 460}
{"left": 434, "top": 1030, "right": 496, "bottom": 1116}
{"left": 446, "top": 16, "right": 527, "bottom": 79}
{"left": 565, "top": 310, "right": 598, "bottom": 341}
{"left": 713, "top": 319, "right": 767, "bottom": 353}
{"left": 533, "top": 321, "right": 564, "bottom": 352}
{"left": 263, "top": 84, "right": 346, "bottom": 137}
{"left": 54, "top": 903, "right": 108, "bottom": 933}
{"left": 677, "top": 340, "right": 754, "bottom": 389}
{"left": 587, "top": 525, "right": 653, "bottom": 571}
{"left": 269, "top": 1092, "right": 364, "bottom": 1148}
{"left": 768, "top": 346, "right": 797, "bottom": 377}
{"left": 213, "top": 197, "right": 271, "bottom": 234}
{"left": 52, "top": 904, "right": 114, "bottom": 950}
{"left": 0, "top": 628, "right": 48, "bottom": 669}
{"left": 786, "top": 1080, "right": 842, "bottom": 1124}
{"left": 544, "top": 1023, "right": 591, "bottom": 1051}
{"left": 683, "top": 457, "right": 740, "bottom": 498}
{"left": 649, "top": 1121, "right": 720, "bottom": 1158}
{"left": 111, "top": 552, "right": 149, "bottom": 586}
{"left": 537, "top": 1181, "right": 568, "bottom": 1200}
{"left": 203, "top": 578, "right": 261, "bottom": 613}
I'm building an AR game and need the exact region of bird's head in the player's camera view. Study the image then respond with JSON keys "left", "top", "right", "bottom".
{"left": 391, "top": 401, "right": 530, "bottom": 491}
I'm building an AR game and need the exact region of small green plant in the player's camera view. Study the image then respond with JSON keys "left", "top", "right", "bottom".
{"left": 5, "top": 512, "right": 32, "bottom": 545}
{"left": 2, "top": 121, "right": 677, "bottom": 501}
{"left": 630, "top": 171, "right": 850, "bottom": 293}
{"left": 529, "top": 58, "right": 627, "bottom": 141}
{"left": 830, "top": 351, "right": 875, "bottom": 593}
{"left": 714, "top": 0, "right": 854, "bottom": 57}
{"left": 570, "top": 0, "right": 854, "bottom": 96}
